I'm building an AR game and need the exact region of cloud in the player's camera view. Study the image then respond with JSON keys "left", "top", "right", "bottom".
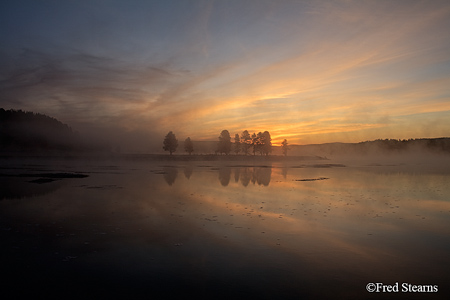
{"left": 1, "top": 0, "right": 450, "bottom": 150}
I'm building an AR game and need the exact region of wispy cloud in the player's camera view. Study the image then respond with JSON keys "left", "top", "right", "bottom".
{"left": 1, "top": 1, "right": 449, "bottom": 149}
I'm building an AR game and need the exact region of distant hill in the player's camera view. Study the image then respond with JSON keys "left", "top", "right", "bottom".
{"left": 289, "top": 138, "right": 450, "bottom": 157}
{"left": 0, "top": 108, "right": 105, "bottom": 154}
{"left": 358, "top": 138, "right": 450, "bottom": 153}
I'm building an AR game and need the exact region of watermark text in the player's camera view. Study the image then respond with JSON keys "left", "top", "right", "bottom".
{"left": 366, "top": 282, "right": 438, "bottom": 293}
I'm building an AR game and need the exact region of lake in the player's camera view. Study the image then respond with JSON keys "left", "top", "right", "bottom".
{"left": 1, "top": 155, "right": 449, "bottom": 299}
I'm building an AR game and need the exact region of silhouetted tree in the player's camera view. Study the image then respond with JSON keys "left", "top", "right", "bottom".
{"left": 217, "top": 130, "right": 231, "bottom": 155}
{"left": 163, "top": 131, "right": 178, "bottom": 155}
{"left": 184, "top": 137, "right": 194, "bottom": 155}
{"left": 281, "top": 139, "right": 289, "bottom": 156}
{"left": 241, "top": 130, "right": 251, "bottom": 155}
{"left": 249, "top": 131, "right": 272, "bottom": 156}
{"left": 234, "top": 133, "right": 241, "bottom": 155}
{"left": 251, "top": 132, "right": 258, "bottom": 155}
{"left": 261, "top": 131, "right": 272, "bottom": 156}
{"left": 256, "top": 132, "right": 264, "bottom": 155}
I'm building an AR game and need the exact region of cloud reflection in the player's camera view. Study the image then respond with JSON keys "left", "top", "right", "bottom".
{"left": 2, "top": 159, "right": 450, "bottom": 298}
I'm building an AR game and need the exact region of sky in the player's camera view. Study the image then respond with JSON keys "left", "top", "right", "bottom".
{"left": 1, "top": 0, "right": 450, "bottom": 151}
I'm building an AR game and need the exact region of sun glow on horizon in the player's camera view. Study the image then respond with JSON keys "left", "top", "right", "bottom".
{"left": 1, "top": 1, "right": 449, "bottom": 152}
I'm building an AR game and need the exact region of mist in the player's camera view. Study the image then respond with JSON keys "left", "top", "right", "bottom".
{"left": 1, "top": 1, "right": 450, "bottom": 297}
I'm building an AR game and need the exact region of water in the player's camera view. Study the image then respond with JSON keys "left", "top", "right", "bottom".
{"left": 1, "top": 157, "right": 449, "bottom": 299}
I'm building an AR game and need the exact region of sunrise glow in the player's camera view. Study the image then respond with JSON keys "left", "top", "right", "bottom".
{"left": 1, "top": 0, "right": 449, "bottom": 151}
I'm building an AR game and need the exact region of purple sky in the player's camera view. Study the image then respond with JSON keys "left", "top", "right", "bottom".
{"left": 1, "top": 0, "right": 450, "bottom": 151}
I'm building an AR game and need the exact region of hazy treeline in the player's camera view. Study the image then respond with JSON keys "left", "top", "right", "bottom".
{"left": 358, "top": 138, "right": 450, "bottom": 153}
{"left": 0, "top": 108, "right": 105, "bottom": 153}
{"left": 295, "top": 138, "right": 450, "bottom": 157}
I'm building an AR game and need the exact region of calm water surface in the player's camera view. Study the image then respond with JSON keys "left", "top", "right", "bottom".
{"left": 1, "top": 157, "right": 449, "bottom": 299}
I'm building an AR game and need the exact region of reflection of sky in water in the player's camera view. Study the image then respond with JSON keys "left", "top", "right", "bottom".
{"left": 1, "top": 160, "right": 450, "bottom": 298}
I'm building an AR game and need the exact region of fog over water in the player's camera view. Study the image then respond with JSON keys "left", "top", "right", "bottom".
{"left": 2, "top": 1, "right": 450, "bottom": 297}
{"left": 1, "top": 155, "right": 449, "bottom": 299}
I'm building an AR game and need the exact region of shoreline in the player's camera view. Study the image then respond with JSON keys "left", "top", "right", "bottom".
{"left": 0, "top": 152, "right": 328, "bottom": 162}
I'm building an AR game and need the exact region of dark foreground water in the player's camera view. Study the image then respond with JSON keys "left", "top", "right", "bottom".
{"left": 1, "top": 156, "right": 449, "bottom": 299}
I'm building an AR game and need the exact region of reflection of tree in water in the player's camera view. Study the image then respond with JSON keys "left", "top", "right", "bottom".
{"left": 183, "top": 165, "right": 193, "bottom": 179}
{"left": 251, "top": 167, "right": 271, "bottom": 186}
{"left": 232, "top": 167, "right": 272, "bottom": 187}
{"left": 281, "top": 166, "right": 288, "bottom": 179}
{"left": 219, "top": 167, "right": 231, "bottom": 186}
{"left": 239, "top": 168, "right": 251, "bottom": 187}
{"left": 163, "top": 167, "right": 178, "bottom": 186}
{"left": 234, "top": 167, "right": 241, "bottom": 183}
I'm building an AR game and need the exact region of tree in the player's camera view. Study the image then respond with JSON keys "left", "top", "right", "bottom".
{"left": 163, "top": 131, "right": 178, "bottom": 155}
{"left": 256, "top": 132, "right": 264, "bottom": 155}
{"left": 217, "top": 130, "right": 231, "bottom": 155}
{"left": 234, "top": 133, "right": 241, "bottom": 155}
{"left": 240, "top": 130, "right": 251, "bottom": 155}
{"left": 184, "top": 137, "right": 194, "bottom": 155}
{"left": 261, "top": 131, "right": 272, "bottom": 156}
{"left": 251, "top": 132, "right": 258, "bottom": 155}
{"left": 249, "top": 131, "right": 271, "bottom": 156}
{"left": 281, "top": 139, "right": 289, "bottom": 156}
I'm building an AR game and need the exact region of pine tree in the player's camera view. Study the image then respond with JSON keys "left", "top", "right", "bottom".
{"left": 281, "top": 139, "right": 289, "bottom": 156}
{"left": 262, "top": 131, "right": 272, "bottom": 156}
{"left": 217, "top": 130, "right": 231, "bottom": 155}
{"left": 240, "top": 130, "right": 251, "bottom": 155}
{"left": 163, "top": 131, "right": 178, "bottom": 155}
{"left": 184, "top": 137, "right": 194, "bottom": 155}
{"left": 251, "top": 133, "right": 258, "bottom": 155}
{"left": 234, "top": 133, "right": 241, "bottom": 155}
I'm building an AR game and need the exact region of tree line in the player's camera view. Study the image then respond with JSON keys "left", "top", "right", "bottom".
{"left": 0, "top": 108, "right": 110, "bottom": 153}
{"left": 163, "top": 130, "right": 290, "bottom": 156}
{"left": 357, "top": 138, "right": 450, "bottom": 153}
{"left": 0, "top": 108, "right": 80, "bottom": 152}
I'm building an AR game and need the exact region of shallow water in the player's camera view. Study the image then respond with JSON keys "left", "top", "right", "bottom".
{"left": 1, "top": 157, "right": 450, "bottom": 299}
